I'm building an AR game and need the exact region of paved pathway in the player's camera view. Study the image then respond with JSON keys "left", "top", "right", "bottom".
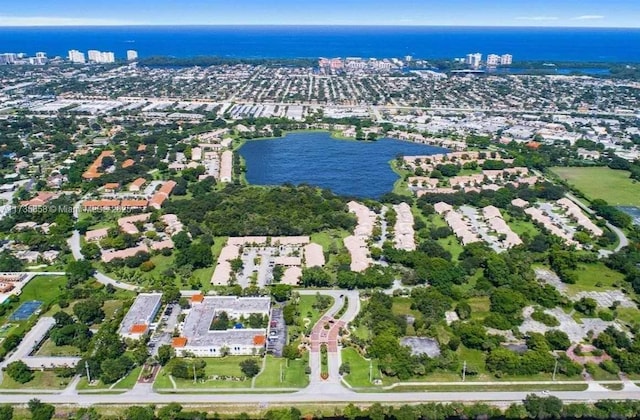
{"left": 299, "top": 290, "right": 360, "bottom": 392}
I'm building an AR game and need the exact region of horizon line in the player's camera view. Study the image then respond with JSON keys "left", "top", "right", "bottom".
{"left": 1, "top": 23, "right": 640, "bottom": 29}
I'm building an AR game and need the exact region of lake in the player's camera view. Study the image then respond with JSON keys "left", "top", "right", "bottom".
{"left": 239, "top": 131, "right": 448, "bottom": 199}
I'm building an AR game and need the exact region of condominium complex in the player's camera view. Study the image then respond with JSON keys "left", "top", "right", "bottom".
{"left": 172, "top": 295, "right": 271, "bottom": 357}
{"left": 68, "top": 49, "right": 86, "bottom": 64}
{"left": 88, "top": 50, "right": 116, "bottom": 63}
{"left": 465, "top": 53, "right": 482, "bottom": 68}
{"left": 118, "top": 292, "right": 163, "bottom": 340}
{"left": 127, "top": 50, "right": 139, "bottom": 61}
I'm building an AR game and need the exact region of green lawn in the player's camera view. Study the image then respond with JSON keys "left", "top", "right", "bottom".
{"left": 0, "top": 370, "right": 71, "bottom": 390}
{"left": 35, "top": 339, "right": 81, "bottom": 357}
{"left": 389, "top": 384, "right": 588, "bottom": 392}
{"left": 156, "top": 357, "right": 260, "bottom": 389}
{"left": 468, "top": 296, "right": 491, "bottom": 321}
{"left": 19, "top": 275, "right": 67, "bottom": 304}
{"left": 297, "top": 295, "right": 332, "bottom": 328}
{"left": 504, "top": 214, "right": 541, "bottom": 239}
{"left": 311, "top": 230, "right": 348, "bottom": 253}
{"left": 342, "top": 347, "right": 380, "bottom": 387}
{"left": 77, "top": 366, "right": 142, "bottom": 391}
{"left": 253, "top": 355, "right": 309, "bottom": 388}
{"left": 551, "top": 166, "right": 640, "bottom": 206}
{"left": 565, "top": 263, "right": 627, "bottom": 295}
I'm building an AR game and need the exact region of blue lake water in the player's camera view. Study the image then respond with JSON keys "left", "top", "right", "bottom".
{"left": 239, "top": 131, "right": 448, "bottom": 199}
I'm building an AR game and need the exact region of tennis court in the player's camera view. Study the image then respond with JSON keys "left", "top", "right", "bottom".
{"left": 9, "top": 300, "right": 43, "bottom": 321}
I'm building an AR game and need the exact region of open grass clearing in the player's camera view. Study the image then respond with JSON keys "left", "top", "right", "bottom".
{"left": 156, "top": 356, "right": 259, "bottom": 389}
{"left": 0, "top": 370, "right": 71, "bottom": 390}
{"left": 551, "top": 166, "right": 640, "bottom": 206}
{"left": 253, "top": 355, "right": 308, "bottom": 388}
{"left": 77, "top": 366, "right": 142, "bottom": 391}
{"left": 342, "top": 347, "right": 380, "bottom": 387}
{"left": 34, "top": 339, "right": 81, "bottom": 357}
{"left": 565, "top": 263, "right": 631, "bottom": 298}
{"left": 385, "top": 383, "right": 588, "bottom": 393}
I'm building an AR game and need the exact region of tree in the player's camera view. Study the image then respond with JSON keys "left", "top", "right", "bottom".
{"left": 490, "top": 288, "right": 526, "bottom": 316}
{"left": 185, "top": 242, "right": 213, "bottom": 269}
{"left": 239, "top": 359, "right": 261, "bottom": 378}
{"left": 5, "top": 360, "right": 33, "bottom": 383}
{"left": 574, "top": 297, "right": 597, "bottom": 316}
{"left": 28, "top": 399, "right": 55, "bottom": 420}
{"left": 124, "top": 406, "right": 155, "bottom": 420}
{"left": 0, "top": 405, "right": 13, "bottom": 420}
{"left": 523, "top": 394, "right": 563, "bottom": 419}
{"left": 300, "top": 267, "right": 332, "bottom": 287}
{"left": 73, "top": 299, "right": 105, "bottom": 324}
{"left": 100, "top": 354, "right": 134, "bottom": 384}
{"left": 210, "top": 311, "right": 230, "bottom": 330}
{"left": 65, "top": 260, "right": 94, "bottom": 287}
{"left": 0, "top": 251, "right": 24, "bottom": 272}
{"left": 53, "top": 311, "right": 74, "bottom": 327}
{"left": 157, "top": 345, "right": 174, "bottom": 366}
{"left": 80, "top": 242, "right": 101, "bottom": 260}
{"left": 270, "top": 284, "right": 292, "bottom": 302}
{"left": 157, "top": 403, "right": 183, "bottom": 420}
{"left": 455, "top": 302, "right": 472, "bottom": 320}
{"left": 545, "top": 330, "right": 571, "bottom": 350}
{"left": 172, "top": 231, "right": 192, "bottom": 250}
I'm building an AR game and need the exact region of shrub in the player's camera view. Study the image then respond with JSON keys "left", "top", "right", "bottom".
{"left": 140, "top": 261, "right": 155, "bottom": 272}
{"left": 531, "top": 310, "right": 560, "bottom": 327}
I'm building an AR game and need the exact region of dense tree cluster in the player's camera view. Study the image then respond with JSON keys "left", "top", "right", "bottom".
{"left": 165, "top": 185, "right": 356, "bottom": 237}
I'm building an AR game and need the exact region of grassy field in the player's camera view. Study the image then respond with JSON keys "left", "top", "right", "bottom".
{"left": 253, "top": 355, "right": 309, "bottom": 388}
{"left": 566, "top": 263, "right": 627, "bottom": 295}
{"left": 19, "top": 275, "right": 66, "bottom": 305}
{"left": 297, "top": 294, "right": 333, "bottom": 328}
{"left": 388, "top": 383, "right": 588, "bottom": 392}
{"left": 77, "top": 366, "right": 142, "bottom": 391}
{"left": 468, "top": 296, "right": 491, "bottom": 321}
{"left": 155, "top": 357, "right": 260, "bottom": 389}
{"left": 34, "top": 339, "right": 81, "bottom": 357}
{"left": 551, "top": 166, "right": 640, "bottom": 206}
{"left": 0, "top": 370, "right": 71, "bottom": 390}
{"left": 310, "top": 230, "right": 349, "bottom": 253}
{"left": 342, "top": 347, "right": 380, "bottom": 387}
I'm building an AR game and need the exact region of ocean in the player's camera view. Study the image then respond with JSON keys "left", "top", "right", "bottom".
{"left": 1, "top": 26, "right": 640, "bottom": 62}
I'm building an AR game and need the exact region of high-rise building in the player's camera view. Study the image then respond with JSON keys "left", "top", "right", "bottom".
{"left": 127, "top": 50, "right": 138, "bottom": 61}
{"left": 0, "top": 53, "right": 17, "bottom": 64}
{"left": 501, "top": 54, "right": 513, "bottom": 65}
{"left": 486, "top": 54, "right": 501, "bottom": 66}
{"left": 68, "top": 50, "right": 86, "bottom": 64}
{"left": 88, "top": 50, "right": 115, "bottom": 63}
{"left": 465, "top": 53, "right": 482, "bottom": 69}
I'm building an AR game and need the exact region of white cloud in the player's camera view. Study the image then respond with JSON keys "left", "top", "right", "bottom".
{"left": 515, "top": 16, "right": 559, "bottom": 21}
{"left": 571, "top": 15, "right": 605, "bottom": 20}
{"left": 0, "top": 15, "right": 141, "bottom": 26}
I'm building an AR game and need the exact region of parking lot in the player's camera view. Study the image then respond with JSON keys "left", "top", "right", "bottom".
{"left": 148, "top": 303, "right": 180, "bottom": 356}
{"left": 266, "top": 306, "right": 286, "bottom": 357}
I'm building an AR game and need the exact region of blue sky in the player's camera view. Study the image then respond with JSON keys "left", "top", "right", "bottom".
{"left": 0, "top": 0, "right": 637, "bottom": 27}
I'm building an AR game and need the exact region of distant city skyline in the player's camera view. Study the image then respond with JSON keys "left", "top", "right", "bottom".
{"left": 0, "top": 0, "right": 638, "bottom": 28}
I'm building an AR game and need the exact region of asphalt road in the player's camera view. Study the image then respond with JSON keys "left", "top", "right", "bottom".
{"left": 0, "top": 387, "right": 639, "bottom": 405}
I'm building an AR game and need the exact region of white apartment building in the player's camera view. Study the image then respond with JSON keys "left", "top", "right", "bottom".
{"left": 487, "top": 54, "right": 501, "bottom": 66}
{"left": 118, "top": 292, "right": 163, "bottom": 340}
{"left": 127, "top": 50, "right": 139, "bottom": 61}
{"left": 172, "top": 296, "right": 270, "bottom": 357}
{"left": 501, "top": 54, "right": 513, "bottom": 65}
{"left": 465, "top": 53, "right": 482, "bottom": 68}
{"left": 88, "top": 50, "right": 115, "bottom": 64}
{"left": 68, "top": 50, "right": 86, "bottom": 64}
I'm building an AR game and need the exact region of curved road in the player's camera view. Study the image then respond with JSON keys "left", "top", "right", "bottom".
{"left": 564, "top": 192, "right": 629, "bottom": 252}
